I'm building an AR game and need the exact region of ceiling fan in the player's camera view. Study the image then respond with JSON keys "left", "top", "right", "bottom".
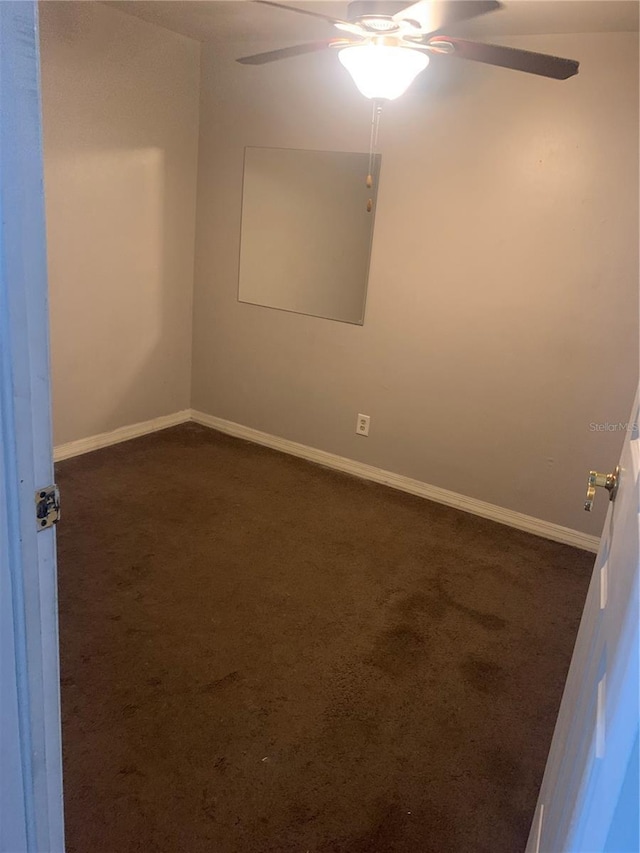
{"left": 237, "top": 0, "right": 580, "bottom": 100}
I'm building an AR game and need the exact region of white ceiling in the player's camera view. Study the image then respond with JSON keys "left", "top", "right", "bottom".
{"left": 104, "top": 0, "right": 639, "bottom": 48}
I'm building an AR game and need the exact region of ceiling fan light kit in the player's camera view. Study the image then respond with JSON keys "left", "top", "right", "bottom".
{"left": 338, "top": 43, "right": 429, "bottom": 100}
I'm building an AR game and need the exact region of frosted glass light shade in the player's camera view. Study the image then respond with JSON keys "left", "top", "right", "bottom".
{"left": 338, "top": 44, "right": 429, "bottom": 100}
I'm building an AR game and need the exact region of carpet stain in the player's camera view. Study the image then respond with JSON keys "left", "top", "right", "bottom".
{"left": 367, "top": 624, "right": 427, "bottom": 674}
{"left": 416, "top": 575, "right": 508, "bottom": 632}
{"left": 200, "top": 786, "right": 217, "bottom": 822}
{"left": 118, "top": 764, "right": 145, "bottom": 777}
{"left": 484, "top": 745, "right": 525, "bottom": 788}
{"left": 200, "top": 671, "right": 240, "bottom": 692}
{"left": 461, "top": 655, "right": 507, "bottom": 693}
{"left": 454, "top": 602, "right": 507, "bottom": 631}
{"left": 395, "top": 590, "right": 447, "bottom": 620}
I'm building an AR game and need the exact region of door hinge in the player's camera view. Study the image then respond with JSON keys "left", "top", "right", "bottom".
{"left": 35, "top": 484, "right": 60, "bottom": 531}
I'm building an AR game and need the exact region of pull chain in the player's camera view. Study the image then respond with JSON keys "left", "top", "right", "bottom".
{"left": 366, "top": 99, "right": 383, "bottom": 212}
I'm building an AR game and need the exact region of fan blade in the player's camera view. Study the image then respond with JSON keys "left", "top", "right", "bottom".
{"left": 432, "top": 37, "right": 579, "bottom": 79}
{"left": 236, "top": 40, "right": 337, "bottom": 65}
{"left": 254, "top": 1, "right": 352, "bottom": 27}
{"left": 393, "top": 1, "right": 501, "bottom": 35}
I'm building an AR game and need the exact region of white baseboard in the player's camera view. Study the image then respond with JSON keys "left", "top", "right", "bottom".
{"left": 53, "top": 407, "right": 600, "bottom": 552}
{"left": 191, "top": 409, "right": 600, "bottom": 553}
{"left": 53, "top": 410, "right": 191, "bottom": 462}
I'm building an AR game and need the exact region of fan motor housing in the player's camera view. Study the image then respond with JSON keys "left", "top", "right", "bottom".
{"left": 346, "top": 1, "right": 408, "bottom": 22}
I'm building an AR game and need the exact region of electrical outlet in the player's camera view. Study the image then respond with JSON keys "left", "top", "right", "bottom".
{"left": 356, "top": 414, "right": 370, "bottom": 436}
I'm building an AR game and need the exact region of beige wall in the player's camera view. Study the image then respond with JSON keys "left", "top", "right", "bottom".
{"left": 191, "top": 31, "right": 638, "bottom": 536}
{"left": 40, "top": 2, "right": 200, "bottom": 445}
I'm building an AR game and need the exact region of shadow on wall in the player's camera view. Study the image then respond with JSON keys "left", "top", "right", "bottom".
{"left": 39, "top": 0, "right": 198, "bottom": 447}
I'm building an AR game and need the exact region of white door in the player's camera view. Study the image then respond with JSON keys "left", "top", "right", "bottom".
{"left": 0, "top": 2, "right": 65, "bottom": 850}
{"left": 527, "top": 390, "right": 639, "bottom": 852}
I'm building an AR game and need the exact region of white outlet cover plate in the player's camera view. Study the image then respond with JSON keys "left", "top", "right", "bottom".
{"left": 357, "top": 414, "right": 370, "bottom": 436}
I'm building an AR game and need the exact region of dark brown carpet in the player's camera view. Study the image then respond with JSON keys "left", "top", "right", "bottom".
{"left": 55, "top": 423, "right": 593, "bottom": 853}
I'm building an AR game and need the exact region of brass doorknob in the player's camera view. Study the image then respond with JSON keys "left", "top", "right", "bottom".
{"left": 585, "top": 466, "right": 619, "bottom": 512}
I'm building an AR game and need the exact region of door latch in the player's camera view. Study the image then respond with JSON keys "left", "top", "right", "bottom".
{"left": 585, "top": 466, "right": 619, "bottom": 512}
{"left": 35, "top": 485, "right": 60, "bottom": 530}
